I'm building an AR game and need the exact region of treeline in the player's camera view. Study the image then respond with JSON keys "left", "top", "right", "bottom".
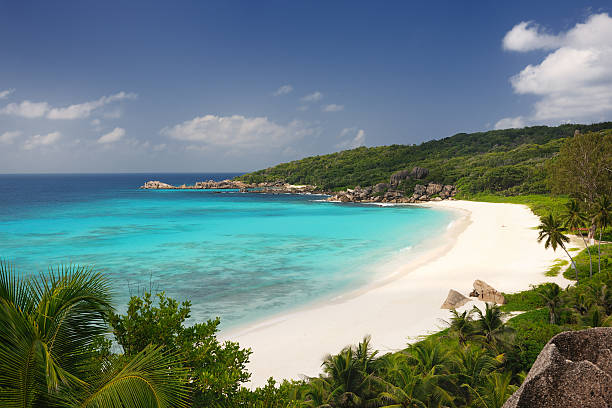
{"left": 236, "top": 122, "right": 612, "bottom": 195}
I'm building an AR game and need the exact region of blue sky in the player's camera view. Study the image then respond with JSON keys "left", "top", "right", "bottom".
{"left": 1, "top": 1, "right": 611, "bottom": 173}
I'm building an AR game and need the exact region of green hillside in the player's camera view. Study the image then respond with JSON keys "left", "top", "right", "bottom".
{"left": 237, "top": 122, "right": 612, "bottom": 195}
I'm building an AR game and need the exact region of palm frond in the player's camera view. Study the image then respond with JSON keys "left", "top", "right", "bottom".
{"left": 79, "top": 345, "right": 190, "bottom": 408}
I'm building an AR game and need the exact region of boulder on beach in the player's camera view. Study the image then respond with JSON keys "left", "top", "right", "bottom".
{"left": 426, "top": 183, "right": 443, "bottom": 196}
{"left": 414, "top": 184, "right": 427, "bottom": 195}
{"left": 441, "top": 289, "right": 470, "bottom": 309}
{"left": 503, "top": 327, "right": 612, "bottom": 407}
{"left": 472, "top": 280, "right": 506, "bottom": 304}
{"left": 373, "top": 182, "right": 390, "bottom": 193}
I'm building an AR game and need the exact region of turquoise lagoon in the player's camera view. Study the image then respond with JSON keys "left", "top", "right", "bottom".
{"left": 0, "top": 173, "right": 457, "bottom": 329}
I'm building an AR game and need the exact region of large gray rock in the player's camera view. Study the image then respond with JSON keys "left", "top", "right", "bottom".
{"left": 441, "top": 289, "right": 470, "bottom": 309}
{"left": 410, "top": 166, "right": 429, "bottom": 179}
{"left": 141, "top": 180, "right": 176, "bottom": 189}
{"left": 390, "top": 169, "right": 412, "bottom": 186}
{"left": 426, "top": 183, "right": 443, "bottom": 196}
{"left": 472, "top": 280, "right": 506, "bottom": 304}
{"left": 373, "top": 182, "right": 390, "bottom": 193}
{"left": 503, "top": 328, "right": 612, "bottom": 407}
{"left": 414, "top": 184, "right": 426, "bottom": 195}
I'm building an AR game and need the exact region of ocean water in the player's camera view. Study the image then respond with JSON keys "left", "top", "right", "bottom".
{"left": 0, "top": 173, "right": 456, "bottom": 329}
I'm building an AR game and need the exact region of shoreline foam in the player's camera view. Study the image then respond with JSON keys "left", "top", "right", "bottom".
{"left": 221, "top": 200, "right": 577, "bottom": 387}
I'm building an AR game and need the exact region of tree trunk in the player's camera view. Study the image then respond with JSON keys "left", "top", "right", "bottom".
{"left": 562, "top": 244, "right": 579, "bottom": 282}
{"left": 549, "top": 307, "right": 555, "bottom": 325}
{"left": 579, "top": 233, "right": 593, "bottom": 278}
{"left": 598, "top": 228, "right": 602, "bottom": 274}
{"left": 588, "top": 220, "right": 597, "bottom": 242}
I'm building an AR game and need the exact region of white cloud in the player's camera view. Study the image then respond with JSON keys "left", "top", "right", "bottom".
{"left": 161, "top": 114, "right": 314, "bottom": 151}
{"left": 336, "top": 128, "right": 366, "bottom": 149}
{"left": 301, "top": 91, "right": 323, "bottom": 102}
{"left": 297, "top": 105, "right": 309, "bottom": 111}
{"left": 502, "top": 21, "right": 563, "bottom": 51}
{"left": 0, "top": 91, "right": 136, "bottom": 120}
{"left": 0, "top": 101, "right": 50, "bottom": 118}
{"left": 498, "top": 13, "right": 612, "bottom": 125}
{"left": 494, "top": 116, "right": 526, "bottom": 130}
{"left": 91, "top": 119, "right": 101, "bottom": 126}
{"left": 47, "top": 91, "right": 136, "bottom": 119}
{"left": 273, "top": 84, "right": 293, "bottom": 96}
{"left": 0, "top": 89, "right": 15, "bottom": 99}
{"left": 97, "top": 127, "right": 126, "bottom": 144}
{"left": 323, "top": 104, "right": 344, "bottom": 112}
{"left": 23, "top": 131, "right": 61, "bottom": 150}
{"left": 0, "top": 130, "right": 21, "bottom": 144}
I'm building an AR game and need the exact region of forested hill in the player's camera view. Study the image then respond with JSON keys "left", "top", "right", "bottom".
{"left": 236, "top": 122, "right": 612, "bottom": 196}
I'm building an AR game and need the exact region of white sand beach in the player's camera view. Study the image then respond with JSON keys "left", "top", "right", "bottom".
{"left": 221, "top": 200, "right": 579, "bottom": 387}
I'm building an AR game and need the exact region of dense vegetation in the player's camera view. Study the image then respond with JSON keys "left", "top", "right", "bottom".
{"left": 4, "top": 242, "right": 609, "bottom": 407}
{"left": 237, "top": 122, "right": 612, "bottom": 195}
{"left": 0, "top": 264, "right": 190, "bottom": 408}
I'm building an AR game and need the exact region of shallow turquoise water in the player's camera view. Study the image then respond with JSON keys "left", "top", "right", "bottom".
{"left": 0, "top": 174, "right": 456, "bottom": 328}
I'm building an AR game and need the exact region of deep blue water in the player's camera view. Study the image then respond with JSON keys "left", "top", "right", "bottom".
{"left": 0, "top": 173, "right": 456, "bottom": 328}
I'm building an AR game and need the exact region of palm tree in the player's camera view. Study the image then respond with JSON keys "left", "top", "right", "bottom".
{"left": 538, "top": 214, "right": 579, "bottom": 281}
{"left": 538, "top": 283, "right": 563, "bottom": 324}
{"left": 462, "top": 371, "right": 517, "bottom": 408}
{"left": 353, "top": 335, "right": 380, "bottom": 375}
{"left": 564, "top": 199, "right": 592, "bottom": 277}
{"left": 320, "top": 340, "right": 381, "bottom": 407}
{"left": 452, "top": 345, "right": 501, "bottom": 401}
{"left": 0, "top": 261, "right": 189, "bottom": 408}
{"left": 406, "top": 339, "right": 452, "bottom": 376}
{"left": 302, "top": 378, "right": 333, "bottom": 408}
{"left": 444, "top": 309, "right": 475, "bottom": 345}
{"left": 471, "top": 304, "right": 515, "bottom": 351}
{"left": 377, "top": 365, "right": 428, "bottom": 408}
{"left": 568, "top": 290, "right": 590, "bottom": 316}
{"left": 593, "top": 195, "right": 611, "bottom": 274}
{"left": 404, "top": 340, "right": 455, "bottom": 408}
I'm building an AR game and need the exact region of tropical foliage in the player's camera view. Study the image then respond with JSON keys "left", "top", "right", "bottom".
{"left": 237, "top": 123, "right": 611, "bottom": 195}
{"left": 0, "top": 262, "right": 189, "bottom": 408}
{"left": 109, "top": 291, "right": 252, "bottom": 407}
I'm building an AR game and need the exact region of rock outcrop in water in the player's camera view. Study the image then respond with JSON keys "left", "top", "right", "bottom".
{"left": 140, "top": 180, "right": 319, "bottom": 194}
{"left": 141, "top": 166, "right": 456, "bottom": 204}
{"left": 503, "top": 327, "right": 612, "bottom": 407}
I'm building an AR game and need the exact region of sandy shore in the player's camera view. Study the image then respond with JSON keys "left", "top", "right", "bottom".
{"left": 221, "top": 200, "right": 578, "bottom": 387}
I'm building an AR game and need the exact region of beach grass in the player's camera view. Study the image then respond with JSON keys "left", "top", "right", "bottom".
{"left": 501, "top": 286, "right": 546, "bottom": 312}
{"left": 462, "top": 193, "right": 570, "bottom": 218}
{"left": 545, "top": 259, "right": 568, "bottom": 276}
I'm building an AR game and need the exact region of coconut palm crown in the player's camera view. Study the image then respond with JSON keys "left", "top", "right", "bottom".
{"left": 0, "top": 261, "right": 189, "bottom": 408}
{"left": 538, "top": 214, "right": 578, "bottom": 281}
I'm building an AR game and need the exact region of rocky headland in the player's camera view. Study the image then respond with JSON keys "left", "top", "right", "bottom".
{"left": 140, "top": 179, "right": 319, "bottom": 194}
{"left": 140, "top": 166, "right": 457, "bottom": 204}
{"left": 326, "top": 167, "right": 457, "bottom": 203}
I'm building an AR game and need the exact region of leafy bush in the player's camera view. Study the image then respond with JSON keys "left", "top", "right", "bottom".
{"left": 505, "top": 309, "right": 565, "bottom": 372}
{"left": 109, "top": 291, "right": 251, "bottom": 407}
